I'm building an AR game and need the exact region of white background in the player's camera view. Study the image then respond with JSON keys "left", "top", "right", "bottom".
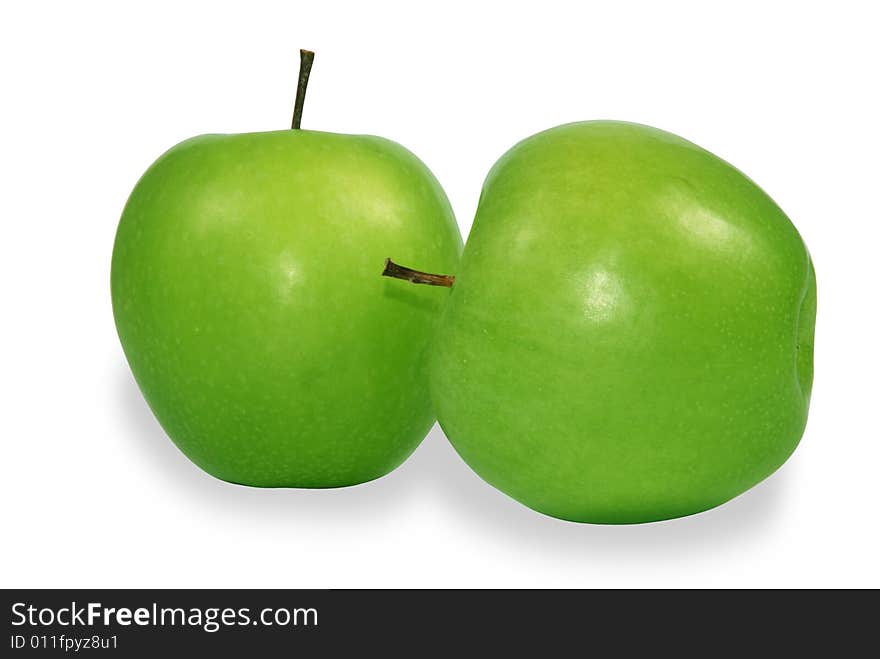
{"left": 2, "top": 0, "right": 878, "bottom": 588}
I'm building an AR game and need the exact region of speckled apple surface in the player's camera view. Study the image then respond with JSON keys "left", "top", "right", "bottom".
{"left": 112, "top": 130, "right": 462, "bottom": 487}
{"left": 431, "top": 121, "right": 815, "bottom": 523}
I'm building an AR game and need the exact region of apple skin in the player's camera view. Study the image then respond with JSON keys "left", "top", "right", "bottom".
{"left": 112, "top": 129, "right": 462, "bottom": 487}
{"left": 431, "top": 121, "right": 815, "bottom": 524}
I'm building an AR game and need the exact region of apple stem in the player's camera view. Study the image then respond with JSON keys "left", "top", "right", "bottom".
{"left": 382, "top": 259, "right": 455, "bottom": 288}
{"left": 291, "top": 49, "right": 315, "bottom": 130}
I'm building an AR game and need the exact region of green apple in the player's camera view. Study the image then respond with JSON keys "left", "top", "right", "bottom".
{"left": 424, "top": 120, "right": 815, "bottom": 523}
{"left": 111, "top": 51, "right": 462, "bottom": 487}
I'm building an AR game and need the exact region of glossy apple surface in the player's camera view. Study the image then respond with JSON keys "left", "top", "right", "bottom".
{"left": 112, "top": 129, "right": 462, "bottom": 486}
{"left": 431, "top": 121, "right": 815, "bottom": 523}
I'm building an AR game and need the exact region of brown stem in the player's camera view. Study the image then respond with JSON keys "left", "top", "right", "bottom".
{"left": 291, "top": 49, "right": 315, "bottom": 129}
{"left": 382, "top": 259, "right": 455, "bottom": 288}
